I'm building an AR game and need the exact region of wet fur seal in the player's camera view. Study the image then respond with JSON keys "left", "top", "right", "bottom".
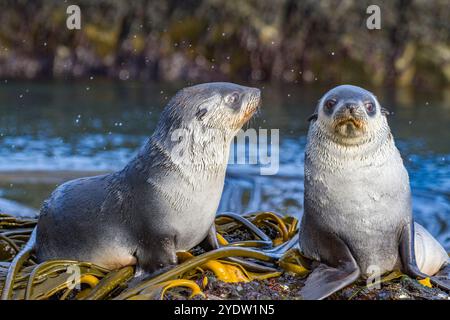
{"left": 34, "top": 82, "right": 261, "bottom": 274}
{"left": 299, "top": 85, "right": 449, "bottom": 299}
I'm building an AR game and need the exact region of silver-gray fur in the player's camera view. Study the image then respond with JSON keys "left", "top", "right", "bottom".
{"left": 299, "top": 84, "right": 448, "bottom": 299}
{"left": 35, "top": 82, "right": 261, "bottom": 273}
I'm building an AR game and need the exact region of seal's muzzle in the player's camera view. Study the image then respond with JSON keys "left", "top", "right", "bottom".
{"left": 235, "top": 88, "right": 261, "bottom": 128}
{"left": 333, "top": 104, "right": 366, "bottom": 138}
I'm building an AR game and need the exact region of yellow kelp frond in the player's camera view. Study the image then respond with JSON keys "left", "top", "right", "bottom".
{"left": 278, "top": 248, "right": 310, "bottom": 277}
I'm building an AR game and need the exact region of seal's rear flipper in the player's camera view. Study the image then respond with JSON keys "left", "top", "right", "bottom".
{"left": 299, "top": 263, "right": 360, "bottom": 300}
{"left": 414, "top": 222, "right": 448, "bottom": 275}
{"left": 432, "top": 264, "right": 450, "bottom": 289}
{"left": 400, "top": 222, "right": 450, "bottom": 292}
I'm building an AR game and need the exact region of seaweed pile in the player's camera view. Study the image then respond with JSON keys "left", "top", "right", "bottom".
{"left": 0, "top": 212, "right": 309, "bottom": 300}
{"left": 1, "top": 212, "right": 448, "bottom": 300}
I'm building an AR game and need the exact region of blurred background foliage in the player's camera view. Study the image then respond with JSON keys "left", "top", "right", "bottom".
{"left": 0, "top": 0, "right": 448, "bottom": 88}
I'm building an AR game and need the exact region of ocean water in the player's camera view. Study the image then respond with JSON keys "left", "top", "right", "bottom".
{"left": 0, "top": 81, "right": 449, "bottom": 249}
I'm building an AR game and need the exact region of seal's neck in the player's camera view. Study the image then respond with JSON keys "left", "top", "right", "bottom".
{"left": 124, "top": 125, "right": 232, "bottom": 188}
{"left": 152, "top": 132, "right": 230, "bottom": 173}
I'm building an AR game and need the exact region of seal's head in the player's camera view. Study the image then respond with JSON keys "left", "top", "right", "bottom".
{"left": 151, "top": 82, "right": 261, "bottom": 169}
{"left": 157, "top": 82, "right": 261, "bottom": 138}
{"left": 309, "top": 85, "right": 389, "bottom": 146}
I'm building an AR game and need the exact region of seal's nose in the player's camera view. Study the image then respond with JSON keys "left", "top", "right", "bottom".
{"left": 344, "top": 103, "right": 357, "bottom": 114}
{"left": 247, "top": 87, "right": 261, "bottom": 108}
{"left": 252, "top": 88, "right": 261, "bottom": 100}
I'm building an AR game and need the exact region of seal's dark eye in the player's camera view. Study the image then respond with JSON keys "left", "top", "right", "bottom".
{"left": 365, "top": 102, "right": 374, "bottom": 113}
{"left": 226, "top": 92, "right": 240, "bottom": 105}
{"left": 325, "top": 99, "right": 336, "bottom": 110}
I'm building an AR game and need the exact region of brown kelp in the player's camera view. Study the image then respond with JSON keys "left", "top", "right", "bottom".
{"left": 0, "top": 212, "right": 309, "bottom": 300}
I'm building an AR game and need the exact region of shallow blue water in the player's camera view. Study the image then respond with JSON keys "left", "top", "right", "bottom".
{"left": 0, "top": 81, "right": 449, "bottom": 249}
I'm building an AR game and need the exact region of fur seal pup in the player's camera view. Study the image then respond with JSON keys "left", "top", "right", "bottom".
{"left": 34, "top": 82, "right": 261, "bottom": 273}
{"left": 299, "top": 85, "right": 449, "bottom": 299}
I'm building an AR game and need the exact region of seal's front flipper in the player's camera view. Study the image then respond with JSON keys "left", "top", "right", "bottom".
{"left": 136, "top": 235, "right": 178, "bottom": 275}
{"left": 400, "top": 222, "right": 450, "bottom": 292}
{"left": 299, "top": 235, "right": 360, "bottom": 300}
{"left": 300, "top": 262, "right": 360, "bottom": 300}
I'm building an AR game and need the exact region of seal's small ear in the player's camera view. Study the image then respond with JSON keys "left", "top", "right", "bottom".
{"left": 307, "top": 113, "right": 318, "bottom": 122}
{"left": 195, "top": 108, "right": 208, "bottom": 121}
{"left": 381, "top": 107, "right": 390, "bottom": 116}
